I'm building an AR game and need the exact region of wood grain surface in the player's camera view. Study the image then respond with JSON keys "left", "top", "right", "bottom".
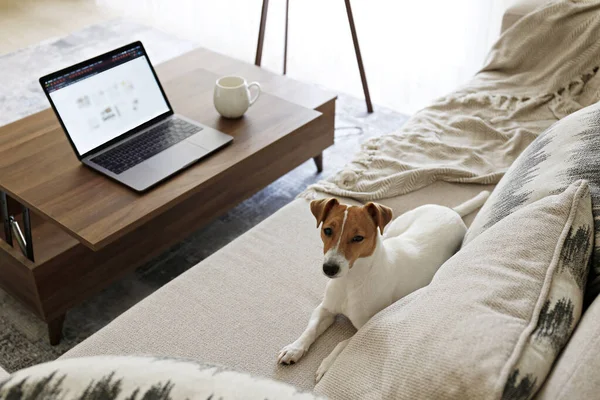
{"left": 0, "top": 49, "right": 336, "bottom": 250}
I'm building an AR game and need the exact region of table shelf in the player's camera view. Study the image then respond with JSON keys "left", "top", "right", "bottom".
{"left": 0, "top": 209, "right": 78, "bottom": 267}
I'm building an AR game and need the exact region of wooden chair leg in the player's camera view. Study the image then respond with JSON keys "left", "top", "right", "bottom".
{"left": 255, "top": 0, "right": 270, "bottom": 66}
{"left": 344, "top": 0, "right": 373, "bottom": 113}
{"left": 313, "top": 153, "right": 323, "bottom": 173}
{"left": 48, "top": 313, "right": 65, "bottom": 346}
{"left": 283, "top": 0, "right": 289, "bottom": 74}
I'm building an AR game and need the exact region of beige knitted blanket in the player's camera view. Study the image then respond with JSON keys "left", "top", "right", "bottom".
{"left": 300, "top": 0, "right": 600, "bottom": 202}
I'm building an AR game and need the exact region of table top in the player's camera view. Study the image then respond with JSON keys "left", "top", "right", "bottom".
{"left": 0, "top": 47, "right": 336, "bottom": 250}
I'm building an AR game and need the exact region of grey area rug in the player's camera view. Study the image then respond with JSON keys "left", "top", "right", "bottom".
{"left": 0, "top": 19, "right": 408, "bottom": 372}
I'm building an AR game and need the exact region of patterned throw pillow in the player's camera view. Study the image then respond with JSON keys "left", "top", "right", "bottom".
{"left": 0, "top": 356, "right": 322, "bottom": 400}
{"left": 315, "top": 180, "right": 593, "bottom": 400}
{"left": 464, "top": 101, "right": 600, "bottom": 302}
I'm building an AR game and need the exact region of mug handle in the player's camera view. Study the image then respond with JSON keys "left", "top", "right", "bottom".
{"left": 248, "top": 82, "right": 261, "bottom": 106}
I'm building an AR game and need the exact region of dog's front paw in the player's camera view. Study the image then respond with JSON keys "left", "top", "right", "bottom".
{"left": 278, "top": 343, "right": 307, "bottom": 365}
{"left": 315, "top": 355, "right": 334, "bottom": 383}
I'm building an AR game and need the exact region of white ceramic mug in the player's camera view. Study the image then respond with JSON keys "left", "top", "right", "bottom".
{"left": 213, "top": 76, "right": 261, "bottom": 119}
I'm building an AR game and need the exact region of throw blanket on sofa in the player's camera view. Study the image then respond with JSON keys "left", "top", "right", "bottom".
{"left": 300, "top": 0, "right": 600, "bottom": 201}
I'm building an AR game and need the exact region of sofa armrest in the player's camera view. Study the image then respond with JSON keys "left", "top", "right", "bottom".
{"left": 501, "top": 0, "right": 550, "bottom": 33}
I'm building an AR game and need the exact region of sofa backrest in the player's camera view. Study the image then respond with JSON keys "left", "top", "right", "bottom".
{"left": 501, "top": 0, "right": 549, "bottom": 33}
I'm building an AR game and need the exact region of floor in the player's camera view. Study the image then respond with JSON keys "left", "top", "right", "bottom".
{"left": 0, "top": 0, "right": 114, "bottom": 51}
{"left": 0, "top": 0, "right": 508, "bottom": 115}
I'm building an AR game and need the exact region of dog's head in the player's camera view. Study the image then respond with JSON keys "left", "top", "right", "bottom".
{"left": 310, "top": 198, "right": 393, "bottom": 279}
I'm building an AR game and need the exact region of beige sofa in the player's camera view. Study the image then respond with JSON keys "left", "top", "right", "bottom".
{"left": 57, "top": 0, "right": 567, "bottom": 393}
{"left": 60, "top": 182, "right": 493, "bottom": 391}
{"left": 20, "top": 0, "right": 600, "bottom": 398}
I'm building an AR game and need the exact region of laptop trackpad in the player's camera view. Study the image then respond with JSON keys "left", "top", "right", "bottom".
{"left": 188, "top": 128, "right": 233, "bottom": 149}
{"left": 120, "top": 141, "right": 208, "bottom": 190}
{"left": 146, "top": 141, "right": 208, "bottom": 173}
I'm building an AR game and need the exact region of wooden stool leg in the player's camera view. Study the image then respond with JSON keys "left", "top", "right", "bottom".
{"left": 48, "top": 314, "right": 65, "bottom": 346}
{"left": 255, "top": 0, "right": 270, "bottom": 66}
{"left": 313, "top": 153, "right": 323, "bottom": 173}
{"left": 344, "top": 0, "right": 373, "bottom": 113}
{"left": 283, "top": 0, "right": 289, "bottom": 74}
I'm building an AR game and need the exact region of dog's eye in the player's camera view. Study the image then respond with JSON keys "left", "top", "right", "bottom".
{"left": 323, "top": 228, "right": 333, "bottom": 236}
{"left": 352, "top": 236, "right": 364, "bottom": 242}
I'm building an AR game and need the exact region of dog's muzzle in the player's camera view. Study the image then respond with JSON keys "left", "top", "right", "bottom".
{"left": 323, "top": 263, "right": 340, "bottom": 277}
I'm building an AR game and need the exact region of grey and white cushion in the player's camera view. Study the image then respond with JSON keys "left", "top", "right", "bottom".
{"left": 465, "top": 101, "right": 600, "bottom": 302}
{"left": 0, "top": 356, "right": 322, "bottom": 400}
{"left": 315, "top": 180, "right": 593, "bottom": 400}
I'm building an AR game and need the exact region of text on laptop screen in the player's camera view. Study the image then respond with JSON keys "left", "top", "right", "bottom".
{"left": 44, "top": 45, "right": 170, "bottom": 155}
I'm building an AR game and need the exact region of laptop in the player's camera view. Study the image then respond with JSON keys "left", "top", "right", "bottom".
{"left": 40, "top": 41, "right": 233, "bottom": 192}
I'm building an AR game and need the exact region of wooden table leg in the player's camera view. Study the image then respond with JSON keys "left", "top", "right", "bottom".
{"left": 48, "top": 314, "right": 65, "bottom": 346}
{"left": 313, "top": 153, "right": 323, "bottom": 173}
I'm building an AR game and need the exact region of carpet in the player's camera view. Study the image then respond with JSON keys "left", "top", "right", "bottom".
{"left": 0, "top": 19, "right": 408, "bottom": 373}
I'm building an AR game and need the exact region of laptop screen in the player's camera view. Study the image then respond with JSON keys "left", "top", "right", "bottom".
{"left": 42, "top": 44, "right": 170, "bottom": 156}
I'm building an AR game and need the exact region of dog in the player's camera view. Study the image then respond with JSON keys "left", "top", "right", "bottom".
{"left": 277, "top": 191, "right": 490, "bottom": 382}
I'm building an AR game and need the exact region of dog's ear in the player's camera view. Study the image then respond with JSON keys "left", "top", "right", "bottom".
{"left": 365, "top": 202, "right": 393, "bottom": 234}
{"left": 310, "top": 198, "right": 339, "bottom": 228}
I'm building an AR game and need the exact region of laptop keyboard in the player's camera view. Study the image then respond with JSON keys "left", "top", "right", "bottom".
{"left": 91, "top": 118, "right": 202, "bottom": 175}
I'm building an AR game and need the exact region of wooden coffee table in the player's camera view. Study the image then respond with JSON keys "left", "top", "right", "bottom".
{"left": 0, "top": 47, "right": 336, "bottom": 344}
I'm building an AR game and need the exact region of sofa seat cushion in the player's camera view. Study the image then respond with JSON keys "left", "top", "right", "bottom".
{"left": 61, "top": 198, "right": 355, "bottom": 391}
{"left": 60, "top": 183, "right": 491, "bottom": 390}
{"left": 0, "top": 356, "right": 322, "bottom": 399}
{"left": 377, "top": 181, "right": 496, "bottom": 226}
{"left": 0, "top": 366, "right": 7, "bottom": 382}
{"left": 315, "top": 180, "right": 593, "bottom": 400}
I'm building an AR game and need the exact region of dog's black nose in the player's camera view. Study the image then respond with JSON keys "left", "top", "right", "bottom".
{"left": 323, "top": 263, "right": 340, "bottom": 277}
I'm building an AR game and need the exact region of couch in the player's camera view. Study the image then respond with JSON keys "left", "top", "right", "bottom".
{"left": 60, "top": 181, "right": 493, "bottom": 391}
{"left": 11, "top": 0, "right": 590, "bottom": 397}
{"left": 58, "top": 0, "right": 548, "bottom": 384}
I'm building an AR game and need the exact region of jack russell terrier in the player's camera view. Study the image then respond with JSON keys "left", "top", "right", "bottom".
{"left": 277, "top": 191, "right": 490, "bottom": 382}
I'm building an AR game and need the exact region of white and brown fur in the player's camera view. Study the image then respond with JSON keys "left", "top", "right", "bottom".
{"left": 278, "top": 191, "right": 490, "bottom": 382}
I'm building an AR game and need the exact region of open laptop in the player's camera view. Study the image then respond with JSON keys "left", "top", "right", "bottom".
{"left": 40, "top": 41, "right": 233, "bottom": 192}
